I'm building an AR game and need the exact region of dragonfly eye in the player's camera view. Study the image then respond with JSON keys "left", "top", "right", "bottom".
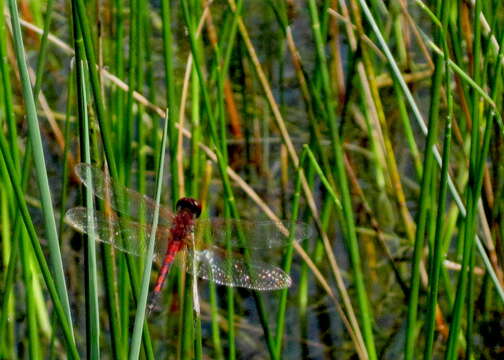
{"left": 176, "top": 197, "right": 202, "bottom": 218}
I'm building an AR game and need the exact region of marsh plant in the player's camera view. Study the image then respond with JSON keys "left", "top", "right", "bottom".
{"left": 0, "top": 0, "right": 503, "bottom": 359}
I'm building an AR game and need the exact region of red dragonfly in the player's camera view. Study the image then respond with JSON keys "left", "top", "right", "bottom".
{"left": 66, "top": 164, "right": 310, "bottom": 309}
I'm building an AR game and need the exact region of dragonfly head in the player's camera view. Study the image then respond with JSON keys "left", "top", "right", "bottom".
{"left": 176, "top": 197, "right": 202, "bottom": 218}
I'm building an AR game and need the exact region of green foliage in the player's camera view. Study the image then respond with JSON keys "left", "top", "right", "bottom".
{"left": 1, "top": 0, "right": 504, "bottom": 359}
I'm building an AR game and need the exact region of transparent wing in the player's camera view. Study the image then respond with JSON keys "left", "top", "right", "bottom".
{"left": 75, "top": 163, "right": 174, "bottom": 226}
{"left": 65, "top": 206, "right": 170, "bottom": 258}
{"left": 194, "top": 218, "right": 313, "bottom": 249}
{"left": 188, "top": 247, "right": 292, "bottom": 290}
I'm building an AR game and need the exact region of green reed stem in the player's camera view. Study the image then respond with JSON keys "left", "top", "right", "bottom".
{"left": 181, "top": 275, "right": 195, "bottom": 359}
{"left": 0, "top": 128, "right": 79, "bottom": 359}
{"left": 76, "top": 56, "right": 101, "bottom": 358}
{"left": 129, "top": 110, "right": 170, "bottom": 360}
{"left": 465, "top": 7, "right": 487, "bottom": 358}
{"left": 19, "top": 221, "right": 40, "bottom": 359}
{"left": 7, "top": 0, "right": 74, "bottom": 334}
{"left": 224, "top": 206, "right": 236, "bottom": 360}
{"left": 274, "top": 148, "right": 306, "bottom": 357}
{"left": 0, "top": 213, "right": 18, "bottom": 358}
{"left": 0, "top": 124, "right": 36, "bottom": 356}
{"left": 0, "top": 2, "right": 17, "bottom": 167}
{"left": 121, "top": 0, "right": 138, "bottom": 177}
{"left": 32, "top": 0, "right": 54, "bottom": 98}
{"left": 445, "top": 111, "right": 492, "bottom": 359}
{"left": 161, "top": 0, "right": 179, "bottom": 202}
{"left": 404, "top": 1, "right": 449, "bottom": 357}
{"left": 112, "top": 0, "right": 125, "bottom": 162}
{"left": 72, "top": 0, "right": 117, "bottom": 177}
{"left": 0, "top": 4, "right": 18, "bottom": 355}
{"left": 136, "top": 0, "right": 147, "bottom": 201}
{"left": 423, "top": 43, "right": 453, "bottom": 359}
{"left": 102, "top": 106, "right": 128, "bottom": 359}
{"left": 308, "top": 2, "right": 377, "bottom": 359}
{"left": 444, "top": 5, "right": 492, "bottom": 357}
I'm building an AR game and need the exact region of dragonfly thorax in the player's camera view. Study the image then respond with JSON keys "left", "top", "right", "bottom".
{"left": 171, "top": 204, "right": 198, "bottom": 243}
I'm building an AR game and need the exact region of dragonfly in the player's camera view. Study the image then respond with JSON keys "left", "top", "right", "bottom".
{"left": 65, "top": 163, "right": 311, "bottom": 310}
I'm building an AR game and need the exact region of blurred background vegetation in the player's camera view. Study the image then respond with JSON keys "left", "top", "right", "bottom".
{"left": 1, "top": 0, "right": 504, "bottom": 358}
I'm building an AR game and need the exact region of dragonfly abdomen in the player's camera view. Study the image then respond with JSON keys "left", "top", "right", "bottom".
{"left": 153, "top": 241, "right": 183, "bottom": 292}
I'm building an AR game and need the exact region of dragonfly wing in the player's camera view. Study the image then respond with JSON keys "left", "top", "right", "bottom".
{"left": 75, "top": 163, "right": 174, "bottom": 226}
{"left": 65, "top": 206, "right": 170, "bottom": 258}
{"left": 187, "top": 248, "right": 292, "bottom": 291}
{"left": 194, "top": 218, "right": 313, "bottom": 249}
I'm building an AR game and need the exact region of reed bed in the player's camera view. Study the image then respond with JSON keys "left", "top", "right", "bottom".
{"left": 0, "top": 0, "right": 503, "bottom": 358}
